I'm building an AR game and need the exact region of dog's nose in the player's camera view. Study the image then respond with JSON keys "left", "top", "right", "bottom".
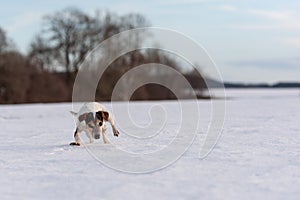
{"left": 99, "top": 122, "right": 103, "bottom": 126}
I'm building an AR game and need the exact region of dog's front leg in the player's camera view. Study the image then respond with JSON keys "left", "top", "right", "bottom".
{"left": 70, "top": 128, "right": 82, "bottom": 146}
{"left": 107, "top": 115, "right": 119, "bottom": 137}
{"left": 101, "top": 125, "right": 110, "bottom": 144}
{"left": 85, "top": 130, "right": 94, "bottom": 144}
{"left": 112, "top": 126, "right": 119, "bottom": 137}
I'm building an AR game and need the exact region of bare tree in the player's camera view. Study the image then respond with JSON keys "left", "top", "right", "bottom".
{"left": 29, "top": 8, "right": 152, "bottom": 82}
{"left": 0, "top": 28, "right": 8, "bottom": 52}
{"left": 29, "top": 8, "right": 103, "bottom": 80}
{"left": 0, "top": 27, "right": 15, "bottom": 53}
{"left": 120, "top": 13, "right": 150, "bottom": 30}
{"left": 0, "top": 52, "right": 32, "bottom": 103}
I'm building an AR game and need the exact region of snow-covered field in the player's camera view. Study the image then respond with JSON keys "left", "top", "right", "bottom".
{"left": 1, "top": 89, "right": 300, "bottom": 200}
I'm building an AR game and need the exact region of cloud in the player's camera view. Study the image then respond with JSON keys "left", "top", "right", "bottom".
{"left": 284, "top": 37, "right": 300, "bottom": 47}
{"left": 219, "top": 5, "right": 237, "bottom": 12}
{"left": 222, "top": 6, "right": 300, "bottom": 31}
{"left": 248, "top": 9, "right": 293, "bottom": 21}
{"left": 6, "top": 12, "right": 43, "bottom": 33}
{"left": 158, "top": 0, "right": 211, "bottom": 5}
{"left": 248, "top": 9, "right": 300, "bottom": 30}
{"left": 228, "top": 57, "right": 300, "bottom": 70}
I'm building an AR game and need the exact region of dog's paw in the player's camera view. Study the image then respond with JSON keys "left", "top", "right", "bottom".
{"left": 113, "top": 130, "right": 119, "bottom": 137}
{"left": 69, "top": 142, "right": 80, "bottom": 146}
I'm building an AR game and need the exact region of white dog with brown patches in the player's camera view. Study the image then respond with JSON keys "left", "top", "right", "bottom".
{"left": 70, "top": 102, "right": 119, "bottom": 146}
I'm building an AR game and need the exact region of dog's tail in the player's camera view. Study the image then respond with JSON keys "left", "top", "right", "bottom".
{"left": 70, "top": 111, "right": 78, "bottom": 116}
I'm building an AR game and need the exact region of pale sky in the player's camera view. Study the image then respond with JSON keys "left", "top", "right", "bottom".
{"left": 1, "top": 0, "right": 300, "bottom": 83}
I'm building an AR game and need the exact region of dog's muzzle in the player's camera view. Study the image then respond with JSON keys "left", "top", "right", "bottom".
{"left": 93, "top": 127, "right": 101, "bottom": 139}
{"left": 94, "top": 134, "right": 100, "bottom": 139}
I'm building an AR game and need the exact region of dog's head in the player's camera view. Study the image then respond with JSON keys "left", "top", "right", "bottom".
{"left": 78, "top": 111, "right": 109, "bottom": 128}
{"left": 96, "top": 111, "right": 109, "bottom": 126}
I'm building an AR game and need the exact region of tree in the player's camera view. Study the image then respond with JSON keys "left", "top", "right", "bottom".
{"left": 0, "top": 52, "right": 32, "bottom": 103}
{"left": 29, "top": 8, "right": 103, "bottom": 80}
{"left": 29, "top": 9, "right": 151, "bottom": 76}
{"left": 0, "top": 27, "right": 15, "bottom": 53}
{"left": 0, "top": 28, "right": 8, "bottom": 52}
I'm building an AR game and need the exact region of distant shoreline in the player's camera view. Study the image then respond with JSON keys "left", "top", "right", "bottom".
{"left": 223, "top": 82, "right": 300, "bottom": 88}
{"left": 205, "top": 78, "right": 300, "bottom": 89}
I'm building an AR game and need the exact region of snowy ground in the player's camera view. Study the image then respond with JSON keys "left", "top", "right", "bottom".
{"left": 1, "top": 89, "right": 300, "bottom": 200}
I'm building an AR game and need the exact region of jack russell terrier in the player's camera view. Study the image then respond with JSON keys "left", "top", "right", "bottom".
{"left": 70, "top": 102, "right": 119, "bottom": 146}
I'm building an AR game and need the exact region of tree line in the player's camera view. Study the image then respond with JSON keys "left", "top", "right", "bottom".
{"left": 0, "top": 8, "right": 206, "bottom": 104}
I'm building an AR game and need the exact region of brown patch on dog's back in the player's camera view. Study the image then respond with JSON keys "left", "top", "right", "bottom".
{"left": 78, "top": 113, "right": 87, "bottom": 122}
{"left": 79, "top": 112, "right": 96, "bottom": 124}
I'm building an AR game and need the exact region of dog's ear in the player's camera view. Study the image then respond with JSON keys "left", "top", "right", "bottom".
{"left": 78, "top": 113, "right": 87, "bottom": 122}
{"left": 96, "top": 111, "right": 102, "bottom": 121}
{"left": 96, "top": 111, "right": 109, "bottom": 121}
{"left": 102, "top": 111, "right": 109, "bottom": 121}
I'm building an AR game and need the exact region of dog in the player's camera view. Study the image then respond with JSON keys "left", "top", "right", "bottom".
{"left": 69, "top": 102, "right": 119, "bottom": 146}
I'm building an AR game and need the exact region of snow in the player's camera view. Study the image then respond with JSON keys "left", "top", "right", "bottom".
{"left": 1, "top": 89, "right": 300, "bottom": 200}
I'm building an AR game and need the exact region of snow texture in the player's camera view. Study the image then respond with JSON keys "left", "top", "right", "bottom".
{"left": 0, "top": 89, "right": 300, "bottom": 200}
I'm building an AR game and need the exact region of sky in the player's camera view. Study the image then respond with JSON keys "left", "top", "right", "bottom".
{"left": 0, "top": 0, "right": 300, "bottom": 83}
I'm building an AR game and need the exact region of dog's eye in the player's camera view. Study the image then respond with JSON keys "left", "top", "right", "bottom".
{"left": 88, "top": 124, "right": 95, "bottom": 129}
{"left": 99, "top": 122, "right": 103, "bottom": 126}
